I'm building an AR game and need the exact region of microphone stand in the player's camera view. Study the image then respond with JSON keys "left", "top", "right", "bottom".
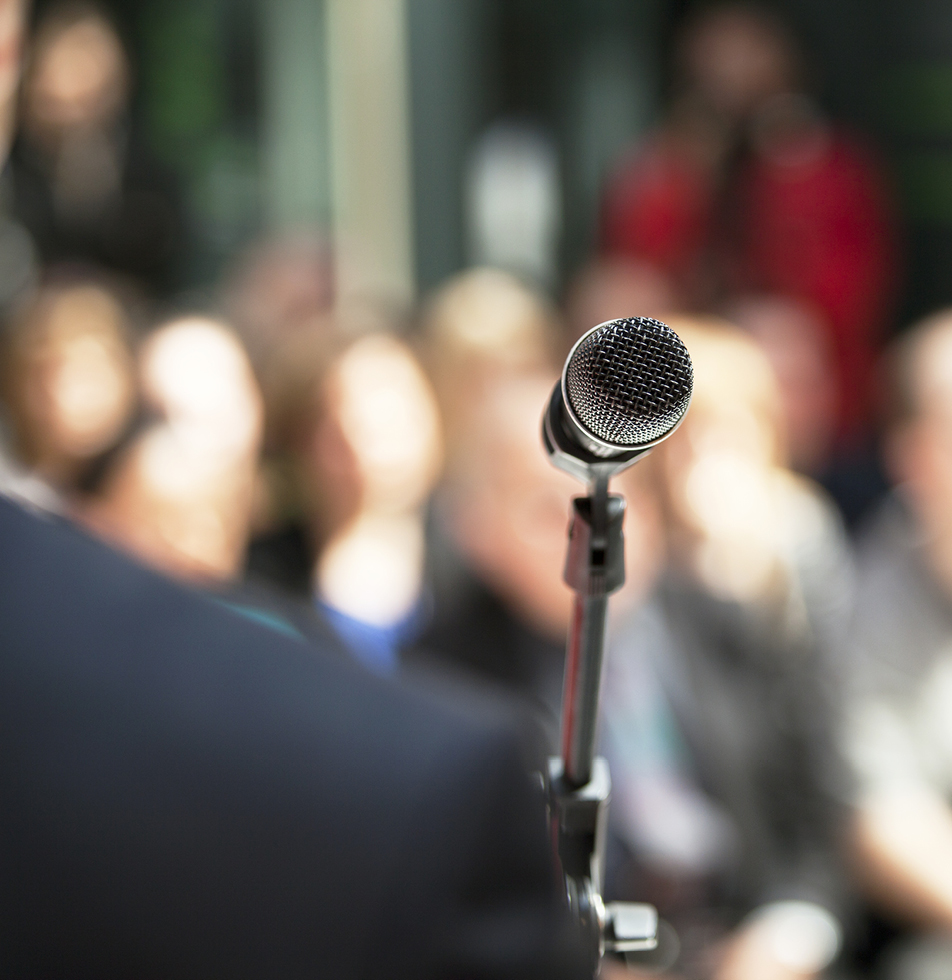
{"left": 547, "top": 469, "right": 658, "bottom": 974}
{"left": 541, "top": 317, "right": 692, "bottom": 974}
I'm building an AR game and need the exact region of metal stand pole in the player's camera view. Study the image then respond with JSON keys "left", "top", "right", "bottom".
{"left": 548, "top": 481, "right": 658, "bottom": 975}
{"left": 560, "top": 477, "right": 623, "bottom": 787}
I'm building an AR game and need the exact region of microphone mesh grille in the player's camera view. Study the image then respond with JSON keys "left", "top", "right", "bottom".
{"left": 565, "top": 317, "right": 693, "bottom": 447}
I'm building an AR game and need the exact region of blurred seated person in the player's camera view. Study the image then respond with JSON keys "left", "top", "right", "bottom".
{"left": 9, "top": 2, "right": 183, "bottom": 295}
{"left": 601, "top": 2, "right": 898, "bottom": 448}
{"left": 248, "top": 317, "right": 443, "bottom": 674}
{"left": 844, "top": 310, "right": 952, "bottom": 980}
{"left": 602, "top": 318, "right": 852, "bottom": 980}
{"left": 69, "top": 313, "right": 331, "bottom": 640}
{"left": 77, "top": 315, "right": 263, "bottom": 585}
{"left": 415, "top": 369, "right": 663, "bottom": 763}
{"left": 415, "top": 269, "right": 659, "bottom": 755}
{"left": 0, "top": 274, "right": 136, "bottom": 499}
{"left": 0, "top": 0, "right": 67, "bottom": 507}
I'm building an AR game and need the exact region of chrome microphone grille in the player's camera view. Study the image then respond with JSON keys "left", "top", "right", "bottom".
{"left": 564, "top": 317, "right": 693, "bottom": 448}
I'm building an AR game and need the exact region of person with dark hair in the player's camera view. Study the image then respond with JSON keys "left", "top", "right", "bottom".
{"left": 601, "top": 2, "right": 898, "bottom": 450}
{"left": 8, "top": 1, "right": 183, "bottom": 295}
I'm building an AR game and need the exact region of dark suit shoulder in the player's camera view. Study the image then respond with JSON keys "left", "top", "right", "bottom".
{"left": 0, "top": 496, "right": 580, "bottom": 978}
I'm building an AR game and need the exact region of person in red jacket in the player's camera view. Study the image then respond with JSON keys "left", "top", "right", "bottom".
{"left": 602, "top": 2, "right": 899, "bottom": 447}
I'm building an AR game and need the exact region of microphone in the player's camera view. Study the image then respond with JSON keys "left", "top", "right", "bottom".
{"left": 543, "top": 316, "right": 693, "bottom": 485}
{"left": 543, "top": 316, "right": 692, "bottom": 971}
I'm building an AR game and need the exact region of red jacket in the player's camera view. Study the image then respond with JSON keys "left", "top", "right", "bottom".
{"left": 602, "top": 128, "right": 899, "bottom": 443}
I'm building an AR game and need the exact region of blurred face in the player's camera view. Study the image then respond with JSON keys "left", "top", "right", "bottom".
{"left": 450, "top": 377, "right": 577, "bottom": 638}
{"left": 79, "top": 318, "right": 264, "bottom": 582}
{"left": 729, "top": 297, "right": 836, "bottom": 474}
{"left": 658, "top": 327, "right": 787, "bottom": 603}
{"left": 423, "top": 269, "right": 556, "bottom": 442}
{"left": 26, "top": 10, "right": 128, "bottom": 134}
{"left": 141, "top": 317, "right": 263, "bottom": 464}
{"left": 680, "top": 9, "right": 795, "bottom": 120}
{"left": 450, "top": 375, "right": 661, "bottom": 639}
{"left": 13, "top": 285, "right": 135, "bottom": 478}
{"left": 307, "top": 334, "right": 443, "bottom": 522}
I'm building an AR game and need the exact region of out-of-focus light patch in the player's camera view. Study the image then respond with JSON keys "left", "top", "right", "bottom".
{"left": 466, "top": 123, "right": 561, "bottom": 286}
{"left": 332, "top": 333, "right": 441, "bottom": 512}
{"left": 752, "top": 901, "right": 842, "bottom": 974}
{"left": 141, "top": 318, "right": 263, "bottom": 464}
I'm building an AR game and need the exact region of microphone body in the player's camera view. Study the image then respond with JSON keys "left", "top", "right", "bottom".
{"left": 544, "top": 316, "right": 693, "bottom": 487}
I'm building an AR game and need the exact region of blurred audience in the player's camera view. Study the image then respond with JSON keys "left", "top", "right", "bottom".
{"left": 0, "top": 275, "right": 136, "bottom": 497}
{"left": 249, "top": 315, "right": 443, "bottom": 674}
{"left": 844, "top": 309, "right": 952, "bottom": 980}
{"left": 9, "top": 2, "right": 183, "bottom": 295}
{"left": 602, "top": 317, "right": 851, "bottom": 980}
{"left": 601, "top": 2, "right": 898, "bottom": 449}
{"left": 77, "top": 315, "right": 263, "bottom": 584}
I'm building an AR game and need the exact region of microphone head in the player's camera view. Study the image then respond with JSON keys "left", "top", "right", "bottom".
{"left": 563, "top": 317, "right": 693, "bottom": 451}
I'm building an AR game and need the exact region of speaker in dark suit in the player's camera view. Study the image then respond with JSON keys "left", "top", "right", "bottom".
{"left": 0, "top": 494, "right": 583, "bottom": 979}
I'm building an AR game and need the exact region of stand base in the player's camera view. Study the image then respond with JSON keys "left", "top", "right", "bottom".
{"left": 548, "top": 757, "right": 658, "bottom": 972}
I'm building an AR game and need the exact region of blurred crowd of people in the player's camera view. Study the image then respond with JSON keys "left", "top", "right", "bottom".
{"left": 7, "top": 3, "right": 952, "bottom": 980}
